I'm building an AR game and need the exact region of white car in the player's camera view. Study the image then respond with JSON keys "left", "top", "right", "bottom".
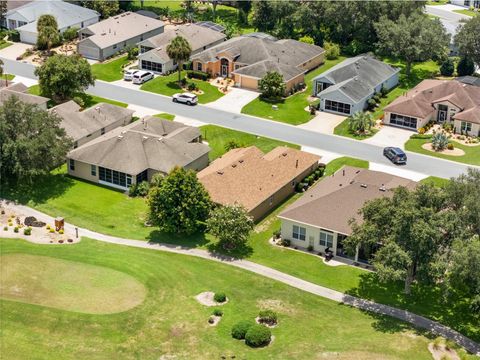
{"left": 172, "top": 92, "right": 198, "bottom": 105}
{"left": 123, "top": 69, "right": 139, "bottom": 81}
{"left": 132, "top": 70, "right": 154, "bottom": 84}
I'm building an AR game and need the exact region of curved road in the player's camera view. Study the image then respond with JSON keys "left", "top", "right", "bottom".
{"left": 3, "top": 201, "right": 479, "bottom": 356}
{"left": 2, "top": 57, "right": 477, "bottom": 179}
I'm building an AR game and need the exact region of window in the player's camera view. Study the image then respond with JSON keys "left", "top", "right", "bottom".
{"left": 136, "top": 170, "right": 148, "bottom": 184}
{"left": 197, "top": 62, "right": 202, "bottom": 71}
{"left": 319, "top": 230, "right": 334, "bottom": 248}
{"left": 123, "top": 41, "right": 127, "bottom": 47}
{"left": 292, "top": 225, "right": 306, "bottom": 241}
{"left": 269, "top": 196, "right": 274, "bottom": 205}
{"left": 101, "top": 127, "right": 105, "bottom": 135}
{"left": 324, "top": 99, "right": 351, "bottom": 114}
{"left": 91, "top": 165, "right": 96, "bottom": 176}
{"left": 69, "top": 159, "right": 75, "bottom": 171}
{"left": 461, "top": 121, "right": 472, "bottom": 133}
{"left": 113, "top": 44, "right": 117, "bottom": 50}
{"left": 73, "top": 141, "right": 78, "bottom": 149}
{"left": 389, "top": 113, "right": 418, "bottom": 129}
{"left": 141, "top": 60, "right": 162, "bottom": 73}
{"left": 99, "top": 166, "right": 130, "bottom": 188}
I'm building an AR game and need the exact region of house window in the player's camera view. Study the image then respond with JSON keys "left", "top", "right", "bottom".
{"left": 324, "top": 100, "right": 351, "bottom": 114}
{"left": 197, "top": 62, "right": 202, "bottom": 71}
{"left": 123, "top": 41, "right": 127, "bottom": 47}
{"left": 269, "top": 196, "right": 274, "bottom": 205}
{"left": 99, "top": 167, "right": 129, "bottom": 187}
{"left": 141, "top": 60, "right": 162, "bottom": 73}
{"left": 91, "top": 165, "right": 96, "bottom": 176}
{"left": 292, "top": 225, "right": 306, "bottom": 241}
{"left": 113, "top": 44, "right": 117, "bottom": 50}
{"left": 389, "top": 113, "right": 418, "bottom": 129}
{"left": 101, "top": 127, "right": 105, "bottom": 135}
{"left": 69, "top": 159, "right": 75, "bottom": 171}
{"left": 319, "top": 229, "right": 334, "bottom": 248}
{"left": 136, "top": 170, "right": 148, "bottom": 184}
{"left": 461, "top": 121, "right": 472, "bottom": 133}
{"left": 73, "top": 141, "right": 78, "bottom": 149}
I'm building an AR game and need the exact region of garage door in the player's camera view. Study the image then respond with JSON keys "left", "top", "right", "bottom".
{"left": 19, "top": 30, "right": 37, "bottom": 45}
{"left": 324, "top": 99, "right": 351, "bottom": 115}
{"left": 389, "top": 113, "right": 417, "bottom": 129}
{"left": 78, "top": 44, "right": 100, "bottom": 60}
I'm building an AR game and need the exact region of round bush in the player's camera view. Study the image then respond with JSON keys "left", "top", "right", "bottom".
{"left": 214, "top": 292, "right": 226, "bottom": 303}
{"left": 258, "top": 310, "right": 278, "bottom": 326}
{"left": 245, "top": 324, "right": 272, "bottom": 347}
{"left": 23, "top": 227, "right": 32, "bottom": 236}
{"left": 231, "top": 320, "right": 253, "bottom": 340}
{"left": 212, "top": 308, "right": 223, "bottom": 317}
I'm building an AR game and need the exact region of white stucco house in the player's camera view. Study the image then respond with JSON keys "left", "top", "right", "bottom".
{"left": 6, "top": 0, "right": 100, "bottom": 44}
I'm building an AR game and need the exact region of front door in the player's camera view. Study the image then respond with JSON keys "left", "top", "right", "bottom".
{"left": 221, "top": 65, "right": 228, "bottom": 77}
{"left": 437, "top": 104, "right": 448, "bottom": 123}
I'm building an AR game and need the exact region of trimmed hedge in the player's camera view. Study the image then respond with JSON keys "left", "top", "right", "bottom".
{"left": 245, "top": 324, "right": 272, "bottom": 347}
{"left": 214, "top": 292, "right": 227, "bottom": 303}
{"left": 231, "top": 320, "right": 254, "bottom": 340}
{"left": 258, "top": 310, "right": 277, "bottom": 326}
{"left": 186, "top": 70, "right": 209, "bottom": 81}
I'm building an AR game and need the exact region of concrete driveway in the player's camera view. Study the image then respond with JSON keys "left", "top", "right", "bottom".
{"left": 426, "top": 4, "right": 471, "bottom": 36}
{"left": 0, "top": 42, "right": 32, "bottom": 60}
{"left": 364, "top": 125, "right": 414, "bottom": 149}
{"left": 298, "top": 111, "right": 346, "bottom": 134}
{"left": 205, "top": 87, "right": 259, "bottom": 113}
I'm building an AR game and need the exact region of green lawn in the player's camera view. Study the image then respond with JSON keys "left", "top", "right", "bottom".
{"left": 141, "top": 71, "right": 225, "bottom": 104}
{"left": 28, "top": 85, "right": 128, "bottom": 108}
{"left": 453, "top": 9, "right": 478, "bottom": 16}
{"left": 154, "top": 113, "right": 176, "bottom": 121}
{"left": 0, "top": 41, "right": 12, "bottom": 50}
{"left": 420, "top": 176, "right": 450, "bottom": 188}
{"left": 333, "top": 118, "right": 379, "bottom": 140}
{"left": 2, "top": 74, "right": 15, "bottom": 81}
{"left": 200, "top": 124, "right": 300, "bottom": 160}
{"left": 241, "top": 57, "right": 347, "bottom": 125}
{"left": 91, "top": 55, "right": 130, "bottom": 82}
{"left": 426, "top": 0, "right": 449, "bottom": 4}
{"left": 405, "top": 137, "right": 480, "bottom": 166}
{"left": 0, "top": 238, "right": 438, "bottom": 359}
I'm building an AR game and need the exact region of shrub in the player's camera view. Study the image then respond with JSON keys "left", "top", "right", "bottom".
{"left": 224, "top": 139, "right": 241, "bottom": 152}
{"left": 281, "top": 238, "right": 291, "bottom": 247}
{"left": 272, "top": 229, "right": 281, "bottom": 239}
{"left": 14, "top": 227, "right": 19, "bottom": 233}
{"left": 3, "top": 226, "right": 7, "bottom": 231}
{"left": 23, "top": 227, "right": 32, "bottom": 235}
{"left": 73, "top": 96, "right": 85, "bottom": 108}
{"left": 258, "top": 310, "right": 278, "bottom": 326}
{"left": 231, "top": 320, "right": 253, "bottom": 340}
{"left": 245, "top": 324, "right": 272, "bottom": 347}
{"left": 127, "top": 46, "right": 139, "bottom": 60}
{"left": 214, "top": 292, "right": 227, "bottom": 303}
{"left": 129, "top": 181, "right": 150, "bottom": 197}
{"left": 307, "top": 245, "right": 314, "bottom": 252}
{"left": 324, "top": 41, "right": 340, "bottom": 60}
{"left": 49, "top": 228, "right": 55, "bottom": 233}
{"left": 59, "top": 229, "right": 64, "bottom": 234}
{"left": 367, "top": 98, "right": 377, "bottom": 110}
{"left": 447, "top": 143, "right": 454, "bottom": 150}
{"left": 298, "top": 35, "right": 314, "bottom": 44}
{"left": 418, "top": 127, "right": 425, "bottom": 135}
{"left": 469, "top": 294, "right": 480, "bottom": 314}
{"left": 372, "top": 93, "right": 381, "bottom": 102}
{"left": 186, "top": 70, "right": 209, "bottom": 81}
{"left": 440, "top": 58, "right": 454, "bottom": 77}
{"left": 212, "top": 308, "right": 223, "bottom": 317}
{"left": 62, "top": 27, "right": 78, "bottom": 42}
{"left": 457, "top": 56, "right": 475, "bottom": 76}
{"left": 259, "top": 71, "right": 285, "bottom": 99}
{"left": 431, "top": 132, "right": 449, "bottom": 151}
{"left": 187, "top": 82, "right": 198, "bottom": 92}
{"left": 380, "top": 85, "right": 389, "bottom": 97}
{"left": 8, "top": 30, "right": 20, "bottom": 42}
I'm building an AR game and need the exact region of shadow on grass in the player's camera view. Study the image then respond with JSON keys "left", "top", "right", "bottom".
{"left": 166, "top": 81, "right": 182, "bottom": 91}
{"left": 206, "top": 241, "right": 254, "bottom": 260}
{"left": 146, "top": 230, "right": 210, "bottom": 249}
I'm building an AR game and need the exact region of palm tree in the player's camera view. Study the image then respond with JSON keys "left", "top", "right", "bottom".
{"left": 348, "top": 111, "right": 375, "bottom": 134}
{"left": 166, "top": 36, "right": 192, "bottom": 85}
{"left": 37, "top": 15, "right": 59, "bottom": 53}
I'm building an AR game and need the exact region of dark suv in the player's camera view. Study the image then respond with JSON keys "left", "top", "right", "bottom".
{"left": 383, "top": 147, "right": 407, "bottom": 165}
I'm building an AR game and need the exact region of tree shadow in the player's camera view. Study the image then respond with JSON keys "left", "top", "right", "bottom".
{"left": 206, "top": 241, "right": 254, "bottom": 260}
{"left": 146, "top": 230, "right": 210, "bottom": 249}
{"left": 166, "top": 81, "right": 182, "bottom": 90}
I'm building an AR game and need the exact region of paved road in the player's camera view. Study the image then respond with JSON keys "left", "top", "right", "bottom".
{"left": 3, "top": 57, "right": 476, "bottom": 179}
{"left": 426, "top": 4, "right": 469, "bottom": 36}
{"left": 3, "top": 200, "right": 479, "bottom": 356}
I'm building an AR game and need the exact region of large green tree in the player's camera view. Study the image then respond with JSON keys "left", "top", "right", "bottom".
{"left": 0, "top": 97, "right": 73, "bottom": 188}
{"left": 251, "top": 1, "right": 276, "bottom": 32}
{"left": 258, "top": 71, "right": 285, "bottom": 99}
{"left": 36, "top": 14, "right": 60, "bottom": 52}
{"left": 206, "top": 204, "right": 254, "bottom": 250}
{"left": 166, "top": 36, "right": 192, "bottom": 84}
{"left": 454, "top": 15, "right": 480, "bottom": 68}
{"left": 81, "top": 0, "right": 119, "bottom": 18}
{"left": 147, "top": 167, "right": 212, "bottom": 234}
{"left": 34, "top": 54, "right": 95, "bottom": 101}
{"left": 374, "top": 13, "right": 450, "bottom": 76}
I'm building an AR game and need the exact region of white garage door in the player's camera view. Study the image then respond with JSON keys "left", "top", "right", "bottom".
{"left": 19, "top": 30, "right": 37, "bottom": 45}
{"left": 78, "top": 44, "right": 100, "bottom": 60}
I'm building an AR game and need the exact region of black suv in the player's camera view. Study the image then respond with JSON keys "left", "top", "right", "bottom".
{"left": 383, "top": 147, "right": 407, "bottom": 165}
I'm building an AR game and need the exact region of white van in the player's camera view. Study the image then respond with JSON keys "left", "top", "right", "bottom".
{"left": 132, "top": 71, "right": 154, "bottom": 84}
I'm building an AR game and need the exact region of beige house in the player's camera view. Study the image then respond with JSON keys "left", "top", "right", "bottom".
{"left": 0, "top": 82, "right": 49, "bottom": 109}
{"left": 67, "top": 116, "right": 210, "bottom": 190}
{"left": 198, "top": 146, "right": 320, "bottom": 221}
{"left": 278, "top": 166, "right": 416, "bottom": 263}
{"left": 77, "top": 12, "right": 164, "bottom": 61}
{"left": 50, "top": 101, "right": 134, "bottom": 148}
{"left": 191, "top": 35, "right": 325, "bottom": 93}
{"left": 384, "top": 79, "right": 480, "bottom": 136}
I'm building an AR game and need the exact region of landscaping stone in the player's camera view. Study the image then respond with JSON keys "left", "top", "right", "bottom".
{"left": 195, "top": 292, "right": 229, "bottom": 307}
{"left": 422, "top": 143, "right": 465, "bottom": 156}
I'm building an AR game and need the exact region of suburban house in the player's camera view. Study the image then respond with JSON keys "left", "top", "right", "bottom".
{"left": 191, "top": 35, "right": 325, "bottom": 93}
{"left": 451, "top": 0, "right": 480, "bottom": 8}
{"left": 197, "top": 146, "right": 320, "bottom": 221}
{"left": 383, "top": 79, "right": 480, "bottom": 135}
{"left": 456, "top": 75, "right": 480, "bottom": 87}
{"left": 77, "top": 12, "right": 164, "bottom": 61}
{"left": 137, "top": 23, "right": 226, "bottom": 74}
{"left": 312, "top": 55, "right": 400, "bottom": 115}
{"left": 278, "top": 166, "right": 416, "bottom": 263}
{"left": 0, "top": 82, "right": 49, "bottom": 109}
{"left": 5, "top": 0, "right": 100, "bottom": 44}
{"left": 50, "top": 100, "right": 134, "bottom": 148}
{"left": 67, "top": 116, "right": 210, "bottom": 190}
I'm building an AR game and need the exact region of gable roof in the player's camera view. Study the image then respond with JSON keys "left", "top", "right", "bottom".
{"left": 279, "top": 166, "right": 416, "bottom": 235}
{"left": 10, "top": 0, "right": 99, "bottom": 31}
{"left": 197, "top": 146, "right": 320, "bottom": 212}
{"left": 79, "top": 11, "right": 164, "bottom": 49}
{"left": 384, "top": 79, "right": 480, "bottom": 123}
{"left": 50, "top": 100, "right": 134, "bottom": 142}
{"left": 68, "top": 116, "right": 210, "bottom": 175}
{"left": 313, "top": 55, "right": 400, "bottom": 103}
{"left": 0, "top": 82, "right": 49, "bottom": 106}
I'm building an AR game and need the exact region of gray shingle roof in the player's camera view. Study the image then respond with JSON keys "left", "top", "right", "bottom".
{"left": 456, "top": 76, "right": 480, "bottom": 87}
{"left": 0, "top": 83, "right": 49, "bottom": 106}
{"left": 68, "top": 117, "right": 210, "bottom": 175}
{"left": 232, "top": 60, "right": 304, "bottom": 81}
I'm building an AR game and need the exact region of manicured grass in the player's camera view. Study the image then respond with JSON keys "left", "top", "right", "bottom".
{"left": 0, "top": 237, "right": 435, "bottom": 359}
{"left": 426, "top": 0, "right": 448, "bottom": 5}
{"left": 141, "top": 71, "right": 225, "bottom": 104}
{"left": 91, "top": 55, "right": 130, "bottom": 82}
{"left": 421, "top": 176, "right": 450, "bottom": 188}
{"left": 405, "top": 137, "right": 480, "bottom": 166}
{"left": 453, "top": 9, "right": 478, "bottom": 16}
{"left": 154, "top": 113, "right": 175, "bottom": 121}
{"left": 200, "top": 124, "right": 300, "bottom": 160}
{"left": 0, "top": 41, "right": 12, "bottom": 50}
{"left": 28, "top": 85, "right": 128, "bottom": 108}
{"left": 241, "top": 57, "right": 347, "bottom": 125}
{"left": 333, "top": 118, "right": 379, "bottom": 140}
{"left": 2, "top": 74, "right": 15, "bottom": 81}
{"left": 1, "top": 253, "right": 146, "bottom": 314}
{"left": 322, "top": 156, "right": 370, "bottom": 175}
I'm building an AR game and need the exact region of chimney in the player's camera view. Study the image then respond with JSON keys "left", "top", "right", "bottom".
{"left": 295, "top": 159, "right": 298, "bottom": 168}
{"left": 342, "top": 169, "right": 345, "bottom": 176}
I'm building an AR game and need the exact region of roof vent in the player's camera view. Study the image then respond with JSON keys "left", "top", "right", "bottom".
{"left": 142, "top": 136, "right": 149, "bottom": 141}
{"left": 217, "top": 171, "right": 224, "bottom": 175}
{"left": 360, "top": 183, "right": 367, "bottom": 188}
{"left": 232, "top": 164, "right": 237, "bottom": 168}
{"left": 282, "top": 152, "right": 287, "bottom": 156}
{"left": 117, "top": 135, "right": 123, "bottom": 140}
{"left": 350, "top": 180, "right": 354, "bottom": 184}
{"left": 379, "top": 184, "right": 386, "bottom": 192}
{"left": 356, "top": 170, "right": 361, "bottom": 174}
{"left": 239, "top": 159, "right": 244, "bottom": 163}
{"left": 121, "top": 131, "right": 127, "bottom": 134}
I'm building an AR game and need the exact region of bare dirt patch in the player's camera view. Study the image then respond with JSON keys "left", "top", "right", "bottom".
{"left": 428, "top": 343, "right": 460, "bottom": 360}
{"left": 195, "top": 292, "right": 228, "bottom": 307}
{"left": 257, "top": 299, "right": 296, "bottom": 315}
{"left": 421, "top": 143, "right": 465, "bottom": 156}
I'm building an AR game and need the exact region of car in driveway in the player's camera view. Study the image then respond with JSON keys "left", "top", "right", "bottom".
{"left": 172, "top": 93, "right": 198, "bottom": 105}
{"left": 123, "top": 69, "right": 139, "bottom": 81}
{"left": 383, "top": 147, "right": 407, "bottom": 165}
{"left": 132, "top": 71, "right": 154, "bottom": 84}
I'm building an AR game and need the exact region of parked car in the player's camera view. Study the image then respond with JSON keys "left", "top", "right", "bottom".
{"left": 132, "top": 71, "right": 154, "bottom": 84}
{"left": 172, "top": 93, "right": 198, "bottom": 106}
{"left": 124, "top": 69, "right": 139, "bottom": 81}
{"left": 383, "top": 147, "right": 407, "bottom": 165}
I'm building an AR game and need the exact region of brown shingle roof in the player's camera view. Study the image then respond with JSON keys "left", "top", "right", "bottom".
{"left": 197, "top": 146, "right": 320, "bottom": 212}
{"left": 279, "top": 166, "right": 416, "bottom": 235}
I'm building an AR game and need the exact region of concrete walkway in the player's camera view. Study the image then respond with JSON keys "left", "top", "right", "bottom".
{"left": 2, "top": 201, "right": 479, "bottom": 356}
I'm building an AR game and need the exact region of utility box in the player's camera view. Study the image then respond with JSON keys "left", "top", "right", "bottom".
{"left": 55, "top": 217, "right": 64, "bottom": 232}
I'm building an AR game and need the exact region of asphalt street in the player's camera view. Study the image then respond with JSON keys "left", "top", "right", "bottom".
{"left": 3, "top": 57, "right": 476, "bottom": 179}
